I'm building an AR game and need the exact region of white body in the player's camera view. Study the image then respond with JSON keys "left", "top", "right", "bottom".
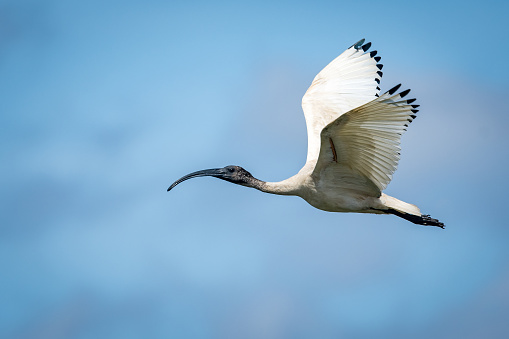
{"left": 263, "top": 163, "right": 420, "bottom": 216}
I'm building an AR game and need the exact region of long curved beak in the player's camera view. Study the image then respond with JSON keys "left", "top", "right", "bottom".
{"left": 167, "top": 168, "right": 225, "bottom": 192}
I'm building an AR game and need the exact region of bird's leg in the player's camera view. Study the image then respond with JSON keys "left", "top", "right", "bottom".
{"left": 384, "top": 208, "right": 445, "bottom": 229}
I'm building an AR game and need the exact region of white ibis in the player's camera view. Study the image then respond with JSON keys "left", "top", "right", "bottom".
{"left": 168, "top": 39, "right": 444, "bottom": 228}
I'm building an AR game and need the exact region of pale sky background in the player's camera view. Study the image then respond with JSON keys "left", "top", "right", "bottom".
{"left": 1, "top": 0, "right": 509, "bottom": 338}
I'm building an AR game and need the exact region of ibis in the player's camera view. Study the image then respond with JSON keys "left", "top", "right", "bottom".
{"left": 168, "top": 39, "right": 445, "bottom": 228}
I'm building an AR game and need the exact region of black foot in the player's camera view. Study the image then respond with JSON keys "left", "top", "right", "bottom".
{"left": 386, "top": 209, "right": 445, "bottom": 229}
{"left": 421, "top": 214, "right": 445, "bottom": 229}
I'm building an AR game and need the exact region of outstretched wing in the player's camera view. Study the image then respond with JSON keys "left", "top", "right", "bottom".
{"left": 312, "top": 86, "right": 420, "bottom": 196}
{"left": 302, "top": 39, "right": 383, "bottom": 163}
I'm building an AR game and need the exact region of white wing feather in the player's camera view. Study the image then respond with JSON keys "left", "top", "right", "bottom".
{"left": 312, "top": 89, "right": 419, "bottom": 195}
{"left": 302, "top": 39, "right": 383, "bottom": 163}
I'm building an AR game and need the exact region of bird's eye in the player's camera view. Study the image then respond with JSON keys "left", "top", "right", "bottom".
{"left": 228, "top": 167, "right": 235, "bottom": 173}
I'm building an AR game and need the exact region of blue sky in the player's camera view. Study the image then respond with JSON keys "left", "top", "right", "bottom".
{"left": 1, "top": 0, "right": 509, "bottom": 338}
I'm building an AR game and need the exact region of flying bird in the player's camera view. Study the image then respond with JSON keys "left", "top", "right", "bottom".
{"left": 168, "top": 39, "right": 444, "bottom": 228}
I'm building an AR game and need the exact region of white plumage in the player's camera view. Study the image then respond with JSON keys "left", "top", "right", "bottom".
{"left": 168, "top": 39, "right": 444, "bottom": 228}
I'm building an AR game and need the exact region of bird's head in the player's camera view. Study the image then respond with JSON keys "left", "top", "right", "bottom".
{"left": 167, "top": 165, "right": 258, "bottom": 191}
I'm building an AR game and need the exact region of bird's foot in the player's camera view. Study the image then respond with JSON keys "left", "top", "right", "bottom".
{"left": 421, "top": 214, "right": 445, "bottom": 229}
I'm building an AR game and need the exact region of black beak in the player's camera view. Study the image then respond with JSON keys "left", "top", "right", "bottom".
{"left": 167, "top": 168, "right": 226, "bottom": 191}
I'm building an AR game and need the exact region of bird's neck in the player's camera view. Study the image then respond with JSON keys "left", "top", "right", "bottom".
{"left": 250, "top": 176, "right": 301, "bottom": 196}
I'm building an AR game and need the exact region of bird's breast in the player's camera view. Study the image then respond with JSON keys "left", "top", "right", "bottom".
{"left": 298, "top": 177, "right": 380, "bottom": 213}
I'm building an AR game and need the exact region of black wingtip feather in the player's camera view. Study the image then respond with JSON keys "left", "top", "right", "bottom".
{"left": 351, "top": 38, "right": 365, "bottom": 49}
{"left": 374, "top": 56, "right": 381, "bottom": 62}
{"left": 399, "top": 89, "right": 411, "bottom": 98}
{"left": 410, "top": 114, "right": 417, "bottom": 119}
{"left": 411, "top": 109, "right": 419, "bottom": 113}
{"left": 370, "top": 50, "right": 377, "bottom": 57}
{"left": 375, "top": 78, "right": 380, "bottom": 84}
{"left": 387, "top": 83, "right": 401, "bottom": 95}
{"left": 376, "top": 86, "right": 381, "bottom": 91}
{"left": 376, "top": 64, "right": 383, "bottom": 70}
{"left": 377, "top": 71, "right": 383, "bottom": 77}
{"left": 362, "top": 42, "right": 371, "bottom": 51}
{"left": 406, "top": 98, "right": 416, "bottom": 104}
{"left": 411, "top": 104, "right": 420, "bottom": 108}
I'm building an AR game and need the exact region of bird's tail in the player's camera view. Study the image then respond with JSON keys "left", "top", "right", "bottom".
{"left": 381, "top": 193, "right": 445, "bottom": 228}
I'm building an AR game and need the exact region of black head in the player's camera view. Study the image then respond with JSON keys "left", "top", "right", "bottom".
{"left": 167, "top": 165, "right": 256, "bottom": 191}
